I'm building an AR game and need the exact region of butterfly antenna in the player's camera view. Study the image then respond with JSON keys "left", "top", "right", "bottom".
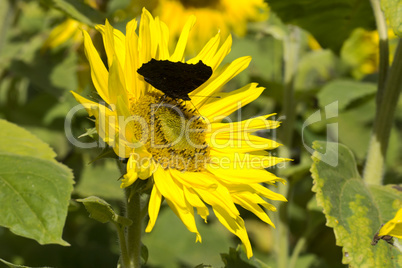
{"left": 153, "top": 95, "right": 166, "bottom": 113}
{"left": 188, "top": 100, "right": 203, "bottom": 118}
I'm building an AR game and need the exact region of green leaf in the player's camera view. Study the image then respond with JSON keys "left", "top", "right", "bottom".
{"left": 381, "top": 0, "right": 402, "bottom": 37}
{"left": 310, "top": 141, "right": 402, "bottom": 267}
{"left": 0, "top": 119, "right": 56, "bottom": 161}
{"left": 40, "top": 0, "right": 104, "bottom": 27}
{"left": 0, "top": 258, "right": 53, "bottom": 268}
{"left": 0, "top": 120, "right": 74, "bottom": 245}
{"left": 295, "top": 50, "right": 346, "bottom": 91}
{"left": 77, "top": 196, "right": 131, "bottom": 226}
{"left": 266, "top": 0, "right": 376, "bottom": 53}
{"left": 318, "top": 79, "right": 377, "bottom": 111}
{"left": 220, "top": 248, "right": 256, "bottom": 268}
{"left": 141, "top": 244, "right": 149, "bottom": 265}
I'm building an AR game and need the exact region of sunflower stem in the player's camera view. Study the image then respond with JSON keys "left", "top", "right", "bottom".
{"left": 289, "top": 236, "right": 307, "bottom": 268}
{"left": 363, "top": 40, "right": 402, "bottom": 185}
{"left": 275, "top": 26, "right": 300, "bottom": 268}
{"left": 114, "top": 221, "right": 130, "bottom": 268}
{"left": 125, "top": 187, "right": 143, "bottom": 268}
{"left": 369, "top": 0, "right": 389, "bottom": 107}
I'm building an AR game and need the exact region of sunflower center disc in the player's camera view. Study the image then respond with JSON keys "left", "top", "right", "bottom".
{"left": 131, "top": 92, "right": 210, "bottom": 171}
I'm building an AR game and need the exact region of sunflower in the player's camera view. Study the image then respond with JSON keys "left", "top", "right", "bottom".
{"left": 141, "top": 0, "right": 268, "bottom": 54}
{"left": 72, "top": 8, "right": 287, "bottom": 258}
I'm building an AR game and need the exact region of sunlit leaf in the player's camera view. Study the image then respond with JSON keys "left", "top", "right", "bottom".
{"left": 0, "top": 120, "right": 74, "bottom": 245}
{"left": 318, "top": 79, "right": 377, "bottom": 111}
{"left": 77, "top": 196, "right": 131, "bottom": 226}
{"left": 310, "top": 141, "right": 402, "bottom": 267}
{"left": 0, "top": 119, "right": 56, "bottom": 161}
{"left": 0, "top": 258, "right": 53, "bottom": 268}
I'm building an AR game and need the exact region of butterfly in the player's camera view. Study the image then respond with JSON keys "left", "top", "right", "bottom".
{"left": 137, "top": 59, "right": 213, "bottom": 101}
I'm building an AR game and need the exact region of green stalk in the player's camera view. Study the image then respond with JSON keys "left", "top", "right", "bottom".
{"left": 125, "top": 187, "right": 143, "bottom": 268}
{"left": 289, "top": 236, "right": 307, "bottom": 268}
{"left": 364, "top": 40, "right": 402, "bottom": 184}
{"left": 116, "top": 160, "right": 145, "bottom": 268}
{"left": 114, "top": 221, "right": 130, "bottom": 268}
{"left": 369, "top": 0, "right": 389, "bottom": 106}
{"left": 363, "top": 0, "right": 390, "bottom": 184}
{"left": 0, "top": 0, "right": 16, "bottom": 55}
{"left": 275, "top": 26, "right": 300, "bottom": 268}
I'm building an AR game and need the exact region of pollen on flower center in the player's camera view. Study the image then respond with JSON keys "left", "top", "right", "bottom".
{"left": 131, "top": 92, "right": 210, "bottom": 172}
{"left": 178, "top": 0, "right": 220, "bottom": 9}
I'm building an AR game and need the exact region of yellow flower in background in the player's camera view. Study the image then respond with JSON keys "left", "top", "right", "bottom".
{"left": 72, "top": 8, "right": 287, "bottom": 258}
{"left": 309, "top": 27, "right": 397, "bottom": 79}
{"left": 148, "top": 0, "right": 268, "bottom": 54}
{"left": 42, "top": 19, "right": 88, "bottom": 51}
{"left": 342, "top": 28, "right": 397, "bottom": 78}
{"left": 379, "top": 208, "right": 402, "bottom": 239}
{"left": 42, "top": 0, "right": 97, "bottom": 51}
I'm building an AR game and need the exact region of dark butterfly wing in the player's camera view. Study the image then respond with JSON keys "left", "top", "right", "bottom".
{"left": 137, "top": 59, "right": 213, "bottom": 100}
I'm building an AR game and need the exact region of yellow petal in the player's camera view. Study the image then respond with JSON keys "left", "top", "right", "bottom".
{"left": 170, "top": 169, "right": 218, "bottom": 190}
{"left": 96, "top": 20, "right": 126, "bottom": 69}
{"left": 187, "top": 33, "right": 221, "bottom": 67}
{"left": 213, "top": 208, "right": 253, "bottom": 258}
{"left": 108, "top": 54, "right": 127, "bottom": 107}
{"left": 251, "top": 183, "right": 288, "bottom": 201}
{"left": 206, "top": 133, "right": 281, "bottom": 153}
{"left": 165, "top": 199, "right": 202, "bottom": 242}
{"left": 232, "top": 192, "right": 275, "bottom": 226}
{"left": 139, "top": 8, "right": 157, "bottom": 64}
{"left": 82, "top": 30, "right": 109, "bottom": 103}
{"left": 192, "top": 56, "right": 252, "bottom": 108}
{"left": 156, "top": 18, "right": 170, "bottom": 60}
{"left": 121, "top": 154, "right": 139, "bottom": 188}
{"left": 170, "top": 15, "right": 196, "bottom": 62}
{"left": 210, "top": 149, "right": 290, "bottom": 169}
{"left": 207, "top": 164, "right": 282, "bottom": 185}
{"left": 71, "top": 91, "right": 119, "bottom": 149}
{"left": 209, "top": 114, "right": 279, "bottom": 133}
{"left": 153, "top": 167, "right": 186, "bottom": 209}
{"left": 200, "top": 83, "right": 264, "bottom": 121}
{"left": 153, "top": 170, "right": 201, "bottom": 241}
{"left": 183, "top": 186, "right": 209, "bottom": 222}
{"left": 379, "top": 208, "right": 402, "bottom": 238}
{"left": 194, "top": 184, "right": 239, "bottom": 219}
{"left": 145, "top": 185, "right": 163, "bottom": 232}
{"left": 208, "top": 35, "right": 232, "bottom": 71}
{"left": 125, "top": 19, "right": 141, "bottom": 99}
{"left": 71, "top": 91, "right": 98, "bottom": 117}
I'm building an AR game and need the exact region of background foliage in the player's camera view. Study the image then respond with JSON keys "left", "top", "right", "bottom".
{"left": 0, "top": 0, "right": 401, "bottom": 267}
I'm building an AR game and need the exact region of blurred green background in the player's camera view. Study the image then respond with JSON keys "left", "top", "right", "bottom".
{"left": 0, "top": 0, "right": 401, "bottom": 267}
